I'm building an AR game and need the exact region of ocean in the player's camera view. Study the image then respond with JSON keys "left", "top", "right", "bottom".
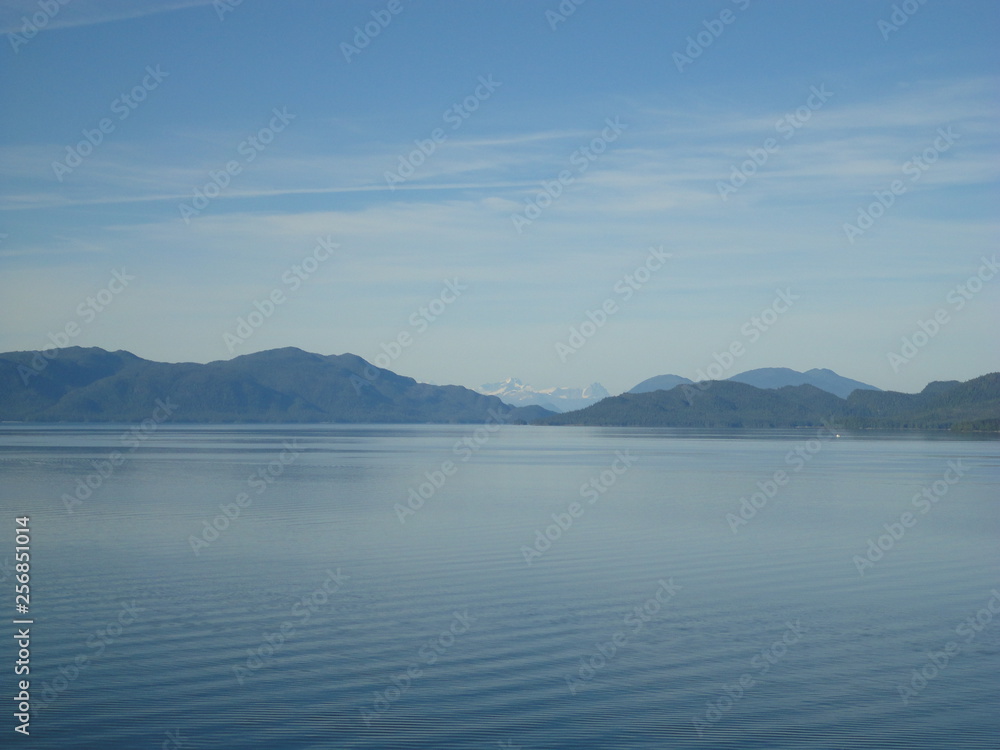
{"left": 1, "top": 424, "right": 997, "bottom": 749}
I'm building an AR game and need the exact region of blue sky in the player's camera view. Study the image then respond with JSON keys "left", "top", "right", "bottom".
{"left": 1, "top": 0, "right": 997, "bottom": 395}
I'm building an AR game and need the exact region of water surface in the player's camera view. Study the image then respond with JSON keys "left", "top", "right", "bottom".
{"left": 1, "top": 424, "right": 997, "bottom": 748}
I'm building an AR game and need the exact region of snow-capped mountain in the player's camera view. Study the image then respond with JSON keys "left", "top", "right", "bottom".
{"left": 476, "top": 377, "right": 610, "bottom": 413}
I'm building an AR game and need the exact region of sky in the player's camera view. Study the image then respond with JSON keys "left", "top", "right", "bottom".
{"left": 1, "top": 0, "right": 998, "bottom": 396}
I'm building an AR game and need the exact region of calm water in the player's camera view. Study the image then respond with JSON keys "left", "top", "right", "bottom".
{"left": 1, "top": 424, "right": 998, "bottom": 749}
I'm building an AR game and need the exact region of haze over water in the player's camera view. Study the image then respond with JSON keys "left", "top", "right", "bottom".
{"left": 2, "top": 424, "right": 997, "bottom": 748}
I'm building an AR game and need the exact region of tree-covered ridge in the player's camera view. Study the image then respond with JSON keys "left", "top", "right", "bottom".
{"left": 0, "top": 347, "right": 550, "bottom": 424}
{"left": 539, "top": 374, "right": 1000, "bottom": 431}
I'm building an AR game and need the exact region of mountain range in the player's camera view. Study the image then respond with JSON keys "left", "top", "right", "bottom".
{"left": 1, "top": 347, "right": 996, "bottom": 431}
{"left": 0, "top": 347, "right": 552, "bottom": 424}
{"left": 629, "top": 367, "right": 881, "bottom": 399}
{"left": 540, "top": 375, "right": 999, "bottom": 431}
{"left": 475, "top": 377, "right": 609, "bottom": 412}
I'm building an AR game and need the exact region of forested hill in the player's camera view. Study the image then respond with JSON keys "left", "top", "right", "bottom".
{"left": 538, "top": 374, "right": 1000, "bottom": 431}
{"left": 0, "top": 347, "right": 552, "bottom": 424}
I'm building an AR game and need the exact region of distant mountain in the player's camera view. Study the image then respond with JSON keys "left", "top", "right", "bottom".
{"left": 629, "top": 374, "right": 693, "bottom": 394}
{"left": 727, "top": 367, "right": 880, "bottom": 399}
{"left": 476, "top": 377, "right": 609, "bottom": 413}
{"left": 842, "top": 375, "right": 1000, "bottom": 430}
{"left": 547, "top": 381, "right": 847, "bottom": 428}
{"left": 0, "top": 347, "right": 553, "bottom": 424}
{"left": 628, "top": 367, "right": 879, "bottom": 399}
{"left": 541, "top": 374, "right": 1000, "bottom": 430}
{"left": 4, "top": 347, "right": 992, "bottom": 430}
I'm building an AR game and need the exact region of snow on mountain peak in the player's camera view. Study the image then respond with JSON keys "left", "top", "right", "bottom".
{"left": 474, "top": 378, "right": 610, "bottom": 413}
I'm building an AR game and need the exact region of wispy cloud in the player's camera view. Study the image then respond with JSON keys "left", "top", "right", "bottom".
{"left": 1, "top": 0, "right": 216, "bottom": 35}
{"left": 7, "top": 76, "right": 996, "bottom": 215}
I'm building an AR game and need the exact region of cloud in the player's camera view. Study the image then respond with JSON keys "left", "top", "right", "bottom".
{"left": 4, "top": 75, "right": 996, "bottom": 220}
{"left": 1, "top": 0, "right": 217, "bottom": 35}
{"left": 2, "top": 75, "right": 996, "bottom": 364}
